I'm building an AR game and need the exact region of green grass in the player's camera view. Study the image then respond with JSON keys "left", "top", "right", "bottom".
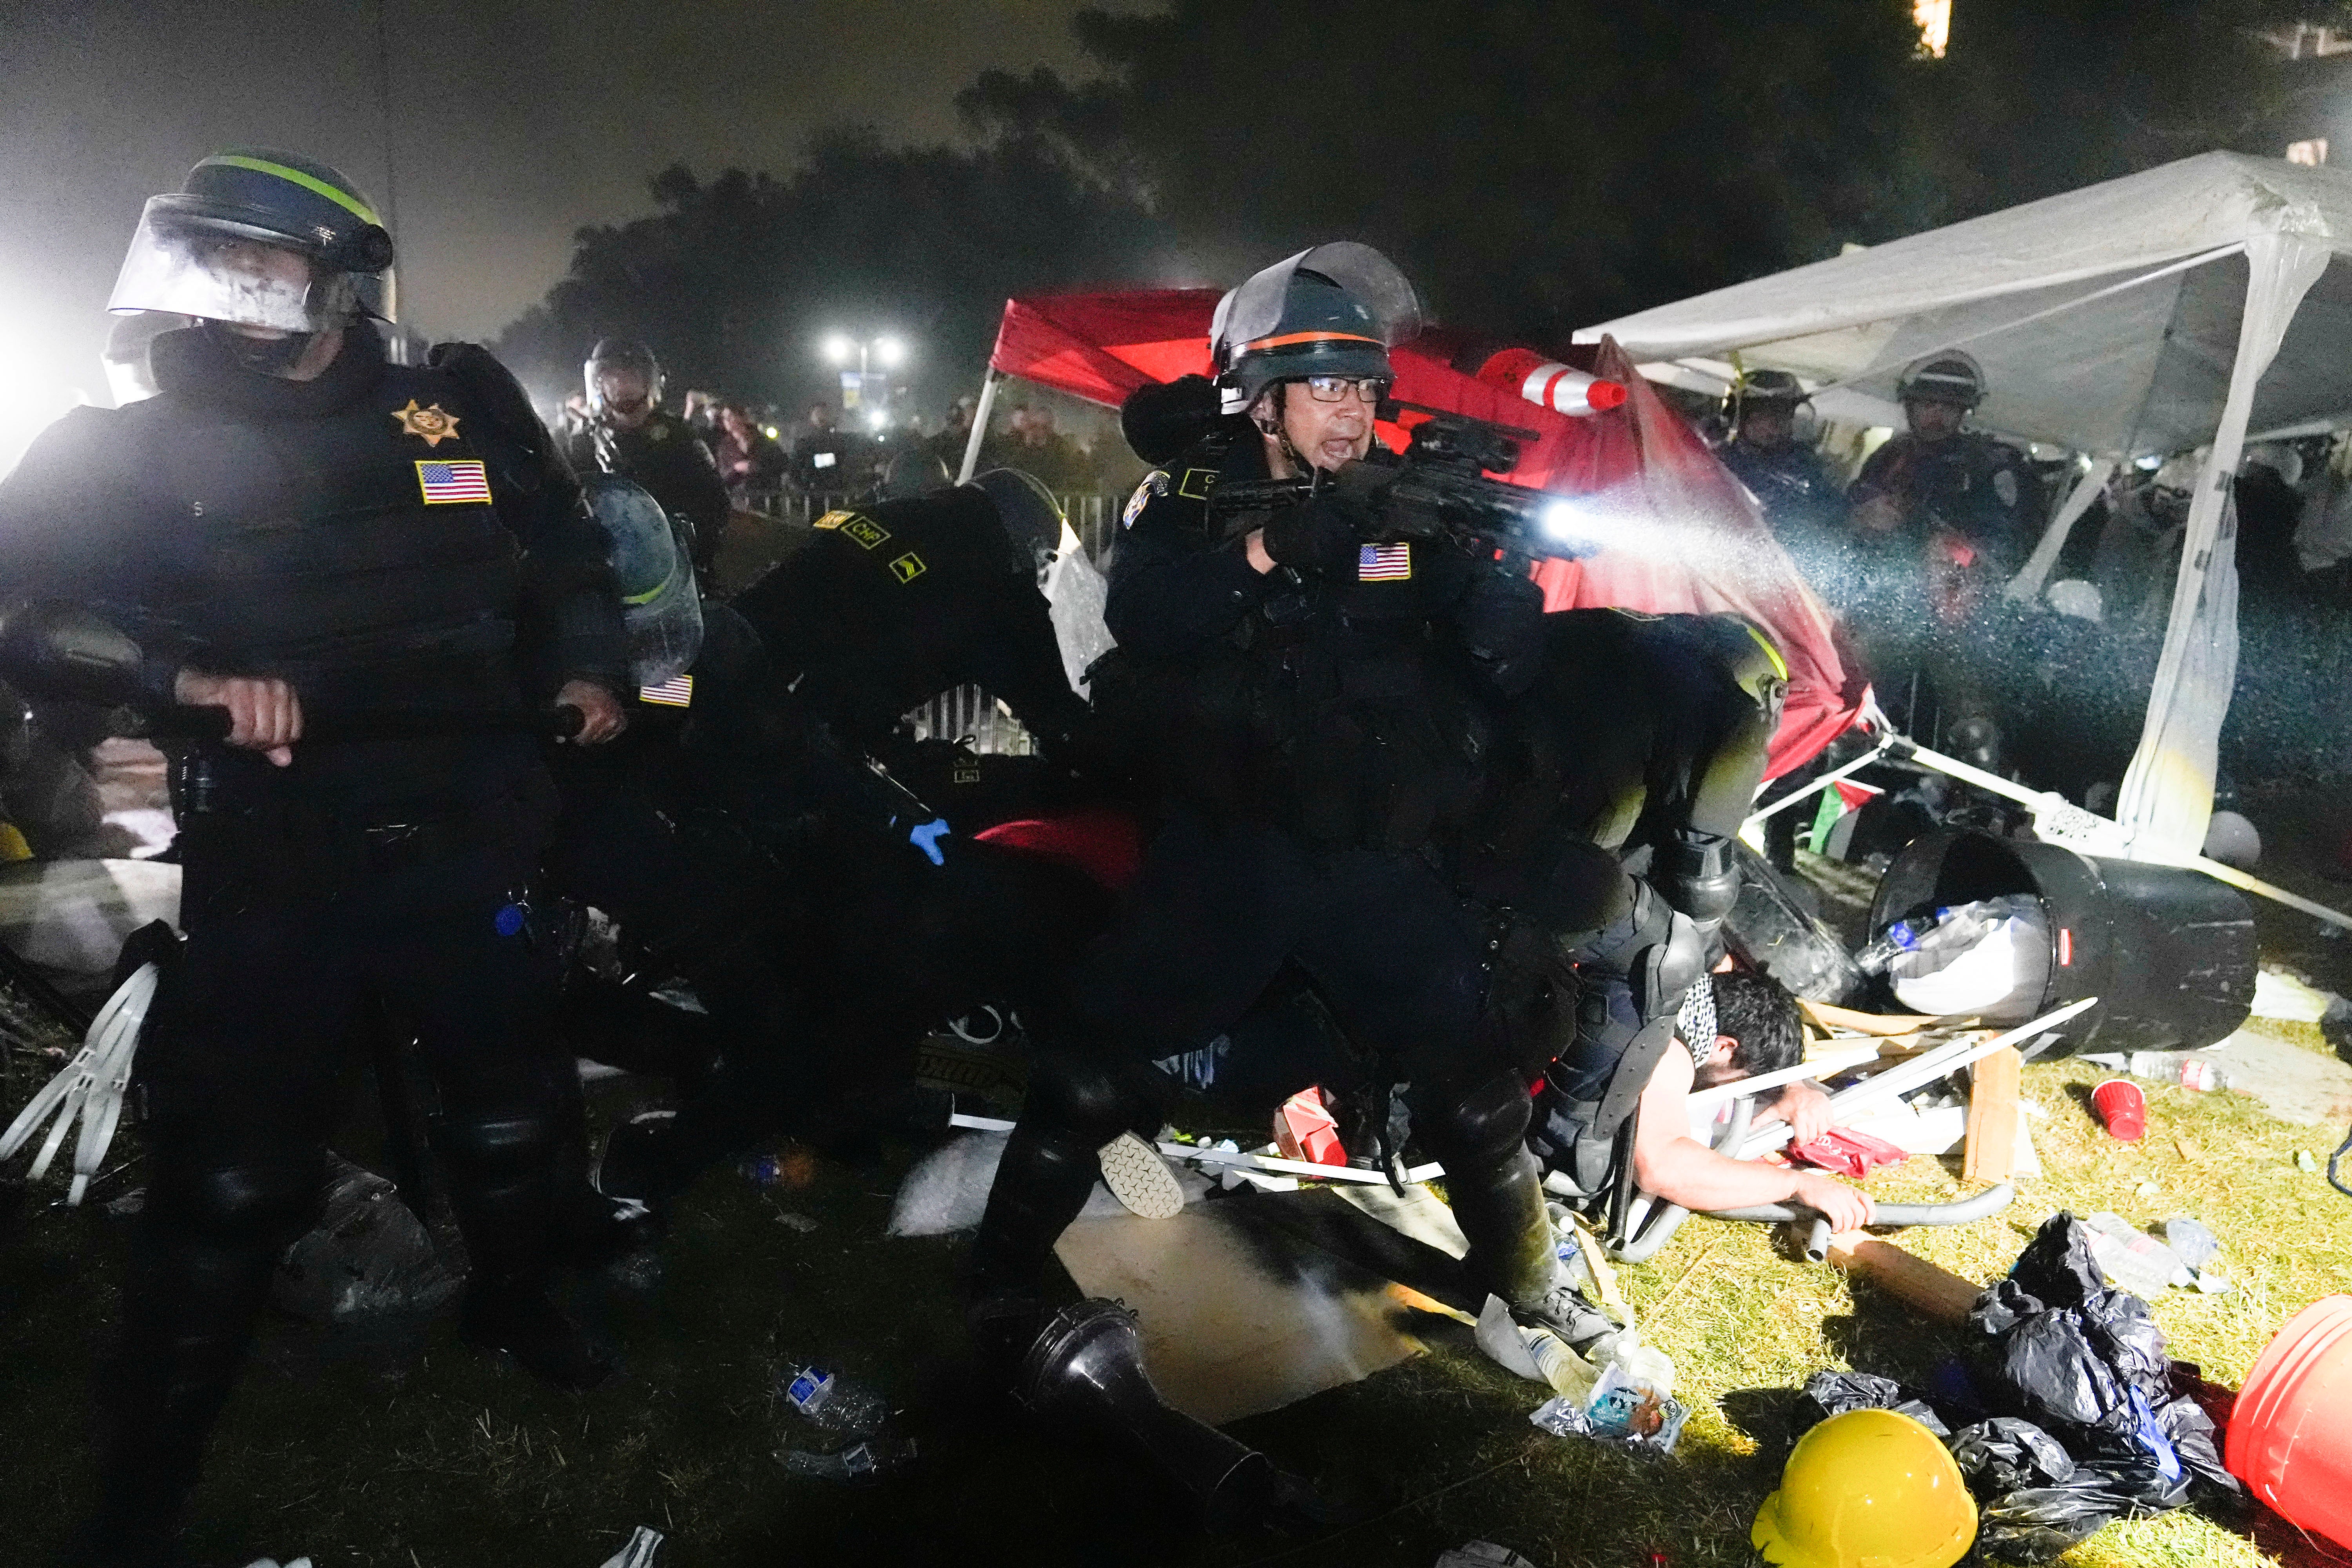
{"left": 6, "top": 1024, "right": 2352, "bottom": 1566}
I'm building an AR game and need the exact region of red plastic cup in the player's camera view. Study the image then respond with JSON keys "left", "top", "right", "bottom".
{"left": 2092, "top": 1078, "right": 2147, "bottom": 1141}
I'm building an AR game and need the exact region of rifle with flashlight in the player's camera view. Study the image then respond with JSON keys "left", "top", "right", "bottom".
{"left": 1204, "top": 405, "right": 1605, "bottom": 564}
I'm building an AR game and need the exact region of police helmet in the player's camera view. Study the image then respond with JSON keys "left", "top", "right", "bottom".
{"left": 1724, "top": 367, "right": 1806, "bottom": 421}
{"left": 584, "top": 338, "right": 664, "bottom": 418}
{"left": 1210, "top": 242, "right": 1421, "bottom": 415}
{"left": 583, "top": 475, "right": 704, "bottom": 686}
{"left": 108, "top": 149, "right": 396, "bottom": 332}
{"left": 965, "top": 467, "right": 1065, "bottom": 574}
{"left": 880, "top": 447, "right": 953, "bottom": 500}
{"left": 1896, "top": 351, "right": 1986, "bottom": 410}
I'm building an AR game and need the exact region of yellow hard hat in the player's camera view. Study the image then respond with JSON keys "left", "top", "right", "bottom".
{"left": 1752, "top": 1408, "right": 1977, "bottom": 1568}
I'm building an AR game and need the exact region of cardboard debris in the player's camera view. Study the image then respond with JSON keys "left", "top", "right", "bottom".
{"left": 1052, "top": 1191, "right": 1447, "bottom": 1425}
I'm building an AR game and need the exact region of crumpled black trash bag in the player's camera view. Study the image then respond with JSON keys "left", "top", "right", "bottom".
{"left": 1963, "top": 1211, "right": 2238, "bottom": 1539}
{"left": 1951, "top": 1416, "right": 2076, "bottom": 1495}
{"left": 1951, "top": 1415, "right": 2195, "bottom": 1563}
{"left": 2151, "top": 1382, "right": 2235, "bottom": 1495}
{"left": 272, "top": 1152, "right": 463, "bottom": 1323}
{"left": 1795, "top": 1370, "right": 1950, "bottom": 1437}
{"left": 1975, "top": 1461, "right": 2180, "bottom": 1562}
{"left": 2007, "top": 1210, "right": 2107, "bottom": 1309}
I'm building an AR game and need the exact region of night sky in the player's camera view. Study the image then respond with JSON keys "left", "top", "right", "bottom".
{"left": 0, "top": 0, "right": 1153, "bottom": 405}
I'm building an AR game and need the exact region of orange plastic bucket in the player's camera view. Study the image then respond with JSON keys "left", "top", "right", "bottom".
{"left": 2227, "top": 1294, "right": 2352, "bottom": 1549}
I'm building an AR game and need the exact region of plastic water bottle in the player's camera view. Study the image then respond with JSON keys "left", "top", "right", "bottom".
{"left": 778, "top": 1364, "right": 893, "bottom": 1434}
{"left": 2126, "top": 1053, "right": 2229, "bottom": 1092}
{"left": 1856, "top": 897, "right": 2030, "bottom": 974}
{"left": 1523, "top": 1328, "right": 1600, "bottom": 1402}
{"left": 1855, "top": 913, "right": 1945, "bottom": 974}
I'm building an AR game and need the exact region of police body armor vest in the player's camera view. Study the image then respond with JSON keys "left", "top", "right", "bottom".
{"left": 1131, "top": 435, "right": 1492, "bottom": 853}
{"left": 127, "top": 356, "right": 525, "bottom": 715}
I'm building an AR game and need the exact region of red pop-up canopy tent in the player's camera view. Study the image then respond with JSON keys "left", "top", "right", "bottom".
{"left": 973, "top": 290, "right": 1862, "bottom": 777}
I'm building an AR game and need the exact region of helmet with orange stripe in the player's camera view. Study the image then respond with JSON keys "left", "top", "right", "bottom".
{"left": 1209, "top": 242, "right": 1421, "bottom": 415}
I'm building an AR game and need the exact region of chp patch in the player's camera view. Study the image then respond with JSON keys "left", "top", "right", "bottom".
{"left": 1123, "top": 470, "right": 1169, "bottom": 528}
{"left": 1357, "top": 541, "right": 1412, "bottom": 581}
{"left": 415, "top": 460, "right": 491, "bottom": 504}
{"left": 816, "top": 510, "right": 891, "bottom": 550}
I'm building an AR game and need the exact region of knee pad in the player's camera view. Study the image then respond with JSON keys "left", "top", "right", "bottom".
{"left": 1632, "top": 909, "right": 1711, "bottom": 1025}
{"left": 435, "top": 1113, "right": 557, "bottom": 1179}
{"left": 1409, "top": 1068, "right": 1532, "bottom": 1171}
{"left": 1656, "top": 829, "right": 1739, "bottom": 927}
{"left": 169, "top": 1157, "right": 323, "bottom": 1250}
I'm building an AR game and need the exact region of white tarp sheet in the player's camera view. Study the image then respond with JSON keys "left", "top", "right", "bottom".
{"left": 1577, "top": 153, "right": 2352, "bottom": 858}
{"left": 1578, "top": 154, "right": 2352, "bottom": 458}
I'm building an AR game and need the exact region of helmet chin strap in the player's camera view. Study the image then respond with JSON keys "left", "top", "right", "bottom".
{"left": 1252, "top": 383, "right": 1320, "bottom": 478}
{"left": 201, "top": 318, "right": 314, "bottom": 375}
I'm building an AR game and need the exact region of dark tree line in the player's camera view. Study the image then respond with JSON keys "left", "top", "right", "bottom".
{"left": 492, "top": 131, "right": 1170, "bottom": 414}
{"left": 497, "top": 0, "right": 2348, "bottom": 413}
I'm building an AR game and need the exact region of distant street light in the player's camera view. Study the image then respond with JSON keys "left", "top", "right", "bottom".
{"left": 819, "top": 332, "right": 910, "bottom": 425}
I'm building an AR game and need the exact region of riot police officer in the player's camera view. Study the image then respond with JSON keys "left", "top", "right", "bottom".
{"left": 1713, "top": 368, "right": 1845, "bottom": 592}
{"left": 594, "top": 468, "right": 1105, "bottom": 1206}
{"left": 729, "top": 468, "right": 1092, "bottom": 762}
{"left": 561, "top": 338, "right": 732, "bottom": 584}
{"left": 1848, "top": 352, "right": 2045, "bottom": 581}
{"left": 1846, "top": 352, "right": 2044, "bottom": 751}
{"left": 0, "top": 148, "right": 629, "bottom": 1564}
{"left": 964, "top": 244, "right": 1606, "bottom": 1361}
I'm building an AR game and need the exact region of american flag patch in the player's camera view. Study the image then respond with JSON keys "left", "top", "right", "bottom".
{"left": 638, "top": 673, "right": 694, "bottom": 708}
{"left": 1357, "top": 541, "right": 1412, "bottom": 581}
{"left": 415, "top": 459, "right": 492, "bottom": 504}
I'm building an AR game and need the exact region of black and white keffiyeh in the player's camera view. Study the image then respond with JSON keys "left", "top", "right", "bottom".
{"left": 1675, "top": 975, "right": 1718, "bottom": 1068}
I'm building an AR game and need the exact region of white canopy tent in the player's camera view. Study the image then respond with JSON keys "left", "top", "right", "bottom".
{"left": 1577, "top": 153, "right": 2352, "bottom": 877}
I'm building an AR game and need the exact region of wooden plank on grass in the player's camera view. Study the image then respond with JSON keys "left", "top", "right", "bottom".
{"left": 1798, "top": 999, "right": 1949, "bottom": 1035}
{"left": 1824, "top": 1233, "right": 1983, "bottom": 1325}
{"left": 1964, "top": 1045, "right": 2023, "bottom": 1184}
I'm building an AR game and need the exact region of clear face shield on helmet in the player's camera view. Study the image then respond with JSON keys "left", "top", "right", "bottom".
{"left": 584, "top": 477, "right": 704, "bottom": 686}
{"left": 106, "top": 198, "right": 365, "bottom": 334}
{"left": 586, "top": 365, "right": 657, "bottom": 420}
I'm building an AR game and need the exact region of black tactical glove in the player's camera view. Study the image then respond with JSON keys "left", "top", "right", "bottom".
{"left": 1459, "top": 565, "right": 1546, "bottom": 695}
{"left": 1328, "top": 459, "right": 1418, "bottom": 538}
{"left": 1258, "top": 497, "right": 1364, "bottom": 574}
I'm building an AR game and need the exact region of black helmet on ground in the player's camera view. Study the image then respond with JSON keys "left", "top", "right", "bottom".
{"left": 965, "top": 468, "right": 1065, "bottom": 575}
{"left": 1209, "top": 242, "right": 1421, "bottom": 415}
{"left": 108, "top": 149, "right": 396, "bottom": 369}
{"left": 585, "top": 338, "right": 664, "bottom": 419}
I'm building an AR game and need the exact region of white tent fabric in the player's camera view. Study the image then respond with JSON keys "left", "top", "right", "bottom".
{"left": 1577, "top": 153, "right": 2352, "bottom": 859}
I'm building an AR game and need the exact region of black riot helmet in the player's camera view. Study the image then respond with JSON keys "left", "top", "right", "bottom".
{"left": 585, "top": 338, "right": 664, "bottom": 419}
{"left": 880, "top": 446, "right": 953, "bottom": 500}
{"left": 109, "top": 149, "right": 396, "bottom": 337}
{"left": 965, "top": 467, "right": 1065, "bottom": 574}
{"left": 1209, "top": 242, "right": 1421, "bottom": 415}
{"left": 583, "top": 476, "right": 704, "bottom": 686}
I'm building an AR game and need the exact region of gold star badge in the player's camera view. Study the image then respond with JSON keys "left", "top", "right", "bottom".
{"left": 391, "top": 399, "right": 461, "bottom": 447}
